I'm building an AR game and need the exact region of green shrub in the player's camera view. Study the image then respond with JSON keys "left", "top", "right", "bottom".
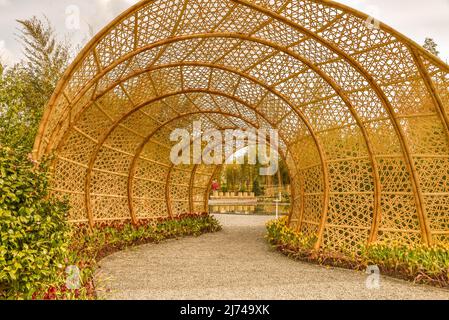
{"left": 0, "top": 146, "right": 71, "bottom": 299}
{"left": 266, "top": 217, "right": 317, "bottom": 250}
{"left": 252, "top": 179, "right": 262, "bottom": 196}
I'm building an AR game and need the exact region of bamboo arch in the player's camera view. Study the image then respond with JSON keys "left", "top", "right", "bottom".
{"left": 33, "top": 0, "right": 449, "bottom": 252}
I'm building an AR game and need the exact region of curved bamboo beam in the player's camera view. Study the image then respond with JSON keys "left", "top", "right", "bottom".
{"left": 32, "top": 0, "right": 449, "bottom": 158}
{"left": 50, "top": 55, "right": 331, "bottom": 211}
{"left": 189, "top": 165, "right": 200, "bottom": 214}
{"left": 410, "top": 49, "right": 449, "bottom": 141}
{"left": 45, "top": 32, "right": 342, "bottom": 155}
{"left": 177, "top": 129, "right": 294, "bottom": 218}
{"left": 43, "top": 32, "right": 397, "bottom": 244}
{"left": 65, "top": 93, "right": 297, "bottom": 226}
{"left": 165, "top": 165, "right": 174, "bottom": 219}
{"left": 204, "top": 165, "right": 222, "bottom": 213}
{"left": 43, "top": 32, "right": 405, "bottom": 246}
{"left": 310, "top": 0, "right": 449, "bottom": 73}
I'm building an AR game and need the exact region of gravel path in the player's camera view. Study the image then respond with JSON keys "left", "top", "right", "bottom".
{"left": 95, "top": 214, "right": 449, "bottom": 300}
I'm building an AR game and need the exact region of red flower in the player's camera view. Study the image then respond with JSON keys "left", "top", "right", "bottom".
{"left": 211, "top": 181, "right": 220, "bottom": 191}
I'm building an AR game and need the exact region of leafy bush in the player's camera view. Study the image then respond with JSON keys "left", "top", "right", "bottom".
{"left": 252, "top": 179, "right": 262, "bottom": 196}
{"left": 0, "top": 146, "right": 71, "bottom": 299}
{"left": 0, "top": 148, "right": 222, "bottom": 300}
{"left": 266, "top": 217, "right": 449, "bottom": 287}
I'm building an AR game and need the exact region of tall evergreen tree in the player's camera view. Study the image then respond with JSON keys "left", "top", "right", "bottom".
{"left": 0, "top": 17, "right": 71, "bottom": 150}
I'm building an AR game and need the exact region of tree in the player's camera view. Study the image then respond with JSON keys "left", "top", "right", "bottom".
{"left": 423, "top": 38, "right": 439, "bottom": 56}
{"left": 0, "top": 66, "right": 36, "bottom": 149}
{"left": 0, "top": 17, "right": 71, "bottom": 150}
{"left": 252, "top": 178, "right": 263, "bottom": 196}
{"left": 17, "top": 17, "right": 71, "bottom": 95}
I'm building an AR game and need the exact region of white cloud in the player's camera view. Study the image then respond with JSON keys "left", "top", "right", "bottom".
{"left": 0, "top": 39, "right": 17, "bottom": 66}
{"left": 0, "top": 0, "right": 11, "bottom": 6}
{"left": 0, "top": 0, "right": 447, "bottom": 65}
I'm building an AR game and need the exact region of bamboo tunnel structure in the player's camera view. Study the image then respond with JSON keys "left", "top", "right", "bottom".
{"left": 33, "top": 0, "right": 449, "bottom": 252}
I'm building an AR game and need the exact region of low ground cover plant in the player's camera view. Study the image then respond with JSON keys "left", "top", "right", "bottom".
{"left": 266, "top": 217, "right": 449, "bottom": 288}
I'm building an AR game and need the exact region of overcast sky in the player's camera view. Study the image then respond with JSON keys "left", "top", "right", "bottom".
{"left": 0, "top": 0, "right": 448, "bottom": 66}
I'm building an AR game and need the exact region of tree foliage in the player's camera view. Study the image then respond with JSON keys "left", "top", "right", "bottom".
{"left": 17, "top": 17, "right": 71, "bottom": 99}
{"left": 220, "top": 158, "right": 290, "bottom": 194}
{"left": 423, "top": 37, "right": 439, "bottom": 56}
{"left": 0, "top": 17, "right": 71, "bottom": 151}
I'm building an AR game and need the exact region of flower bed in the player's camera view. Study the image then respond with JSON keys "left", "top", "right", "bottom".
{"left": 2, "top": 211, "right": 221, "bottom": 300}
{"left": 35, "top": 213, "right": 222, "bottom": 300}
{"left": 266, "top": 217, "right": 449, "bottom": 288}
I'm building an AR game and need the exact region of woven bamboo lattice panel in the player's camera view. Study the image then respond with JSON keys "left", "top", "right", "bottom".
{"left": 33, "top": 0, "right": 449, "bottom": 252}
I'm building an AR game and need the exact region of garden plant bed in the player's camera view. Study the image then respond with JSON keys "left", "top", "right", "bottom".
{"left": 267, "top": 218, "right": 449, "bottom": 289}
{"left": 56, "top": 213, "right": 222, "bottom": 300}
{"left": 1, "top": 197, "right": 221, "bottom": 300}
